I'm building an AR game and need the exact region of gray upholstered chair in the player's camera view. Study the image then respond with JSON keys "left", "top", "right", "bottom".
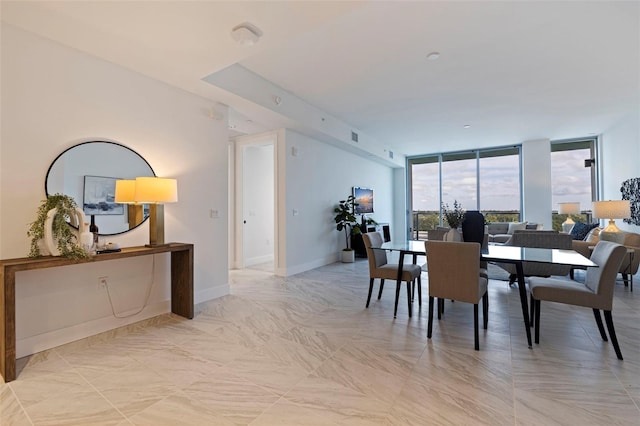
{"left": 362, "top": 232, "right": 422, "bottom": 318}
{"left": 528, "top": 240, "right": 627, "bottom": 359}
{"left": 425, "top": 240, "right": 489, "bottom": 350}
{"left": 496, "top": 230, "right": 573, "bottom": 285}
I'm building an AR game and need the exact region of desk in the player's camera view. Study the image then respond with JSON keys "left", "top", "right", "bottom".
{"left": 0, "top": 242, "right": 193, "bottom": 382}
{"left": 380, "top": 241, "right": 596, "bottom": 347}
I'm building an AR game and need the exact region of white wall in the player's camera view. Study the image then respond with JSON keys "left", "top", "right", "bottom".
{"left": 600, "top": 114, "right": 640, "bottom": 233}
{"left": 1, "top": 24, "right": 230, "bottom": 357}
{"left": 280, "top": 129, "right": 395, "bottom": 276}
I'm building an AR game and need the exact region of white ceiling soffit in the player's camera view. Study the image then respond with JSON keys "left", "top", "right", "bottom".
{"left": 2, "top": 1, "right": 639, "bottom": 159}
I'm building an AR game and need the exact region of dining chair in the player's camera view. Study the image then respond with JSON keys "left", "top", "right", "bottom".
{"left": 528, "top": 240, "right": 627, "bottom": 359}
{"left": 425, "top": 240, "right": 489, "bottom": 350}
{"left": 362, "top": 232, "right": 422, "bottom": 318}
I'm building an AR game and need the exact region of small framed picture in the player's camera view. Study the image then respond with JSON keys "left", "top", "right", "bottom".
{"left": 83, "top": 175, "right": 124, "bottom": 215}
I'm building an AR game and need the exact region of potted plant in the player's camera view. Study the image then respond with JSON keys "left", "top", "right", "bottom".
{"left": 27, "top": 193, "right": 90, "bottom": 259}
{"left": 442, "top": 200, "right": 465, "bottom": 241}
{"left": 334, "top": 195, "right": 362, "bottom": 262}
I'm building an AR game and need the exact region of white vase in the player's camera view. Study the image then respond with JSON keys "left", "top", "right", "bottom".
{"left": 341, "top": 250, "right": 355, "bottom": 263}
{"left": 445, "top": 228, "right": 463, "bottom": 242}
{"left": 43, "top": 207, "right": 87, "bottom": 256}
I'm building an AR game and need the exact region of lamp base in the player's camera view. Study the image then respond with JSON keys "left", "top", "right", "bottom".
{"left": 602, "top": 219, "right": 621, "bottom": 233}
{"left": 561, "top": 217, "right": 575, "bottom": 233}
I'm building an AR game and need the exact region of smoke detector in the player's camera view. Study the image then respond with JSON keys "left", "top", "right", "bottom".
{"left": 231, "top": 23, "right": 262, "bottom": 46}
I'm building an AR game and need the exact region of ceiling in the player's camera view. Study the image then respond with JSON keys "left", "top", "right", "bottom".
{"left": 3, "top": 1, "right": 639, "bottom": 158}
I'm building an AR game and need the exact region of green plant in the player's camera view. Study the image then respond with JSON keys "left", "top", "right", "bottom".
{"left": 334, "top": 195, "right": 362, "bottom": 251}
{"left": 27, "top": 193, "right": 89, "bottom": 259}
{"left": 442, "top": 200, "right": 465, "bottom": 229}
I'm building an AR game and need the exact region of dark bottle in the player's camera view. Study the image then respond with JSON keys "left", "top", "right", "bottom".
{"left": 89, "top": 215, "right": 99, "bottom": 246}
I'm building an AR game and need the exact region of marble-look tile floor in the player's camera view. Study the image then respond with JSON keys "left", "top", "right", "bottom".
{"left": 2, "top": 260, "right": 639, "bottom": 425}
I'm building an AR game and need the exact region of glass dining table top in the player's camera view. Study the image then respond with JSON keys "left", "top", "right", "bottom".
{"left": 378, "top": 240, "right": 597, "bottom": 268}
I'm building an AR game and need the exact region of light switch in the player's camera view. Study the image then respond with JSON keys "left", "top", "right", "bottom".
{"left": 292, "top": 209, "right": 299, "bottom": 216}
{"left": 210, "top": 209, "right": 219, "bottom": 218}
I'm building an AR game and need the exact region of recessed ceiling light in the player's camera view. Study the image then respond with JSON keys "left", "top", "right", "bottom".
{"left": 463, "top": 124, "right": 471, "bottom": 129}
{"left": 426, "top": 52, "right": 440, "bottom": 61}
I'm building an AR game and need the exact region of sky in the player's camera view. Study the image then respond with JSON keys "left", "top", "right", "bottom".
{"left": 411, "top": 148, "right": 592, "bottom": 212}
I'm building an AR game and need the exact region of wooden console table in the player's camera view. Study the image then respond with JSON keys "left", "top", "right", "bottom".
{"left": 0, "top": 242, "right": 193, "bottom": 382}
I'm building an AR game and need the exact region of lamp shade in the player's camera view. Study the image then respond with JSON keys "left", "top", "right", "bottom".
{"left": 134, "top": 177, "right": 178, "bottom": 204}
{"left": 558, "top": 202, "right": 580, "bottom": 215}
{"left": 592, "top": 200, "right": 631, "bottom": 219}
{"left": 114, "top": 179, "right": 136, "bottom": 204}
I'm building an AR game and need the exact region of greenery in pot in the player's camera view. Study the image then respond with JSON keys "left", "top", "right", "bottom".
{"left": 442, "top": 200, "right": 465, "bottom": 229}
{"left": 27, "top": 193, "right": 90, "bottom": 259}
{"left": 334, "top": 195, "right": 362, "bottom": 251}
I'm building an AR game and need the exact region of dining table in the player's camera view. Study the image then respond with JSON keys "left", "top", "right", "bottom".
{"left": 377, "top": 240, "right": 598, "bottom": 348}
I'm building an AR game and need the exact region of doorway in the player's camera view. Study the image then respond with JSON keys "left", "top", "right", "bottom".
{"left": 232, "top": 132, "right": 277, "bottom": 272}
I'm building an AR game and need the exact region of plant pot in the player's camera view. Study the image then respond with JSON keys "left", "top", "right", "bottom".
{"left": 341, "top": 250, "right": 355, "bottom": 263}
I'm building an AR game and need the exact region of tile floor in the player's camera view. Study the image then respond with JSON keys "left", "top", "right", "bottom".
{"left": 1, "top": 260, "right": 639, "bottom": 425}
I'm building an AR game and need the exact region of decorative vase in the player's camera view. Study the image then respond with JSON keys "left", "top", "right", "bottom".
{"left": 341, "top": 250, "right": 355, "bottom": 263}
{"left": 43, "top": 207, "right": 87, "bottom": 256}
{"left": 445, "top": 228, "right": 463, "bottom": 242}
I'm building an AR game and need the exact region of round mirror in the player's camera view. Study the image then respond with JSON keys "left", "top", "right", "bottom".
{"left": 45, "top": 141, "right": 155, "bottom": 236}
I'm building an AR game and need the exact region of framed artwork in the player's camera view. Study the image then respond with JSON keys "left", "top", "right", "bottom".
{"left": 621, "top": 177, "right": 640, "bottom": 226}
{"left": 353, "top": 186, "right": 373, "bottom": 214}
{"left": 83, "top": 175, "right": 124, "bottom": 215}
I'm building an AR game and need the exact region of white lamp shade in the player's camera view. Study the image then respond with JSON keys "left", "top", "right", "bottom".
{"left": 592, "top": 200, "right": 631, "bottom": 219}
{"left": 134, "top": 177, "right": 178, "bottom": 204}
{"left": 114, "top": 179, "right": 136, "bottom": 204}
{"left": 558, "top": 202, "right": 580, "bottom": 215}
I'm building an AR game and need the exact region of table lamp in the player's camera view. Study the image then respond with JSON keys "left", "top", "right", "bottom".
{"left": 134, "top": 177, "right": 178, "bottom": 246}
{"left": 558, "top": 202, "right": 580, "bottom": 233}
{"left": 592, "top": 200, "right": 630, "bottom": 233}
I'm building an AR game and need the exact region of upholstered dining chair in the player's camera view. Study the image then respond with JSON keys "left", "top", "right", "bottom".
{"left": 425, "top": 240, "right": 489, "bottom": 350}
{"left": 528, "top": 240, "right": 627, "bottom": 360}
{"left": 362, "top": 232, "right": 422, "bottom": 318}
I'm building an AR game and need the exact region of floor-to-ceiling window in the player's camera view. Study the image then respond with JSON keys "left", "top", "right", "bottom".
{"left": 550, "top": 138, "right": 597, "bottom": 230}
{"left": 409, "top": 146, "right": 522, "bottom": 239}
{"left": 479, "top": 147, "right": 521, "bottom": 223}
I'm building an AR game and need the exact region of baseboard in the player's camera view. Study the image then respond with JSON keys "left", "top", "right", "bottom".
{"left": 16, "top": 284, "right": 231, "bottom": 358}
{"left": 244, "top": 254, "right": 274, "bottom": 267}
{"left": 278, "top": 254, "right": 337, "bottom": 277}
{"left": 16, "top": 300, "right": 171, "bottom": 358}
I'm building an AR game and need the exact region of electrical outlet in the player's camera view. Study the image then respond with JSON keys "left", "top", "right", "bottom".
{"left": 98, "top": 276, "right": 108, "bottom": 288}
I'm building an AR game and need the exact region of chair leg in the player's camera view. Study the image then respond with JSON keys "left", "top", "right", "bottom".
{"left": 622, "top": 273, "right": 629, "bottom": 287}
{"left": 593, "top": 309, "right": 608, "bottom": 341}
{"left": 427, "top": 296, "right": 434, "bottom": 339}
{"left": 394, "top": 281, "right": 401, "bottom": 318}
{"left": 508, "top": 274, "right": 516, "bottom": 286}
{"left": 437, "top": 298, "right": 443, "bottom": 320}
{"left": 366, "top": 278, "right": 375, "bottom": 308}
{"left": 406, "top": 281, "right": 412, "bottom": 318}
{"left": 474, "top": 303, "right": 479, "bottom": 350}
{"left": 603, "top": 310, "right": 623, "bottom": 360}
{"left": 417, "top": 276, "right": 422, "bottom": 307}
{"left": 411, "top": 280, "right": 415, "bottom": 302}
{"left": 529, "top": 294, "right": 535, "bottom": 327}
{"left": 534, "top": 299, "right": 541, "bottom": 344}
{"left": 570, "top": 268, "right": 574, "bottom": 280}
{"left": 482, "top": 293, "right": 489, "bottom": 330}
{"left": 378, "top": 279, "right": 385, "bottom": 299}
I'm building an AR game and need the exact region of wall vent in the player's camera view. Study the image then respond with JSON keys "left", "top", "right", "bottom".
{"left": 351, "top": 131, "right": 359, "bottom": 142}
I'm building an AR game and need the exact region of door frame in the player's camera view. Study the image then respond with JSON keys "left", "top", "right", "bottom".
{"left": 232, "top": 131, "right": 280, "bottom": 270}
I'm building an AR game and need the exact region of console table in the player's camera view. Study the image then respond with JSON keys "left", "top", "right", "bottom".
{"left": 0, "top": 242, "right": 193, "bottom": 382}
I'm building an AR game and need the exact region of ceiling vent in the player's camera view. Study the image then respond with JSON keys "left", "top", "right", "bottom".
{"left": 351, "top": 131, "right": 359, "bottom": 142}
